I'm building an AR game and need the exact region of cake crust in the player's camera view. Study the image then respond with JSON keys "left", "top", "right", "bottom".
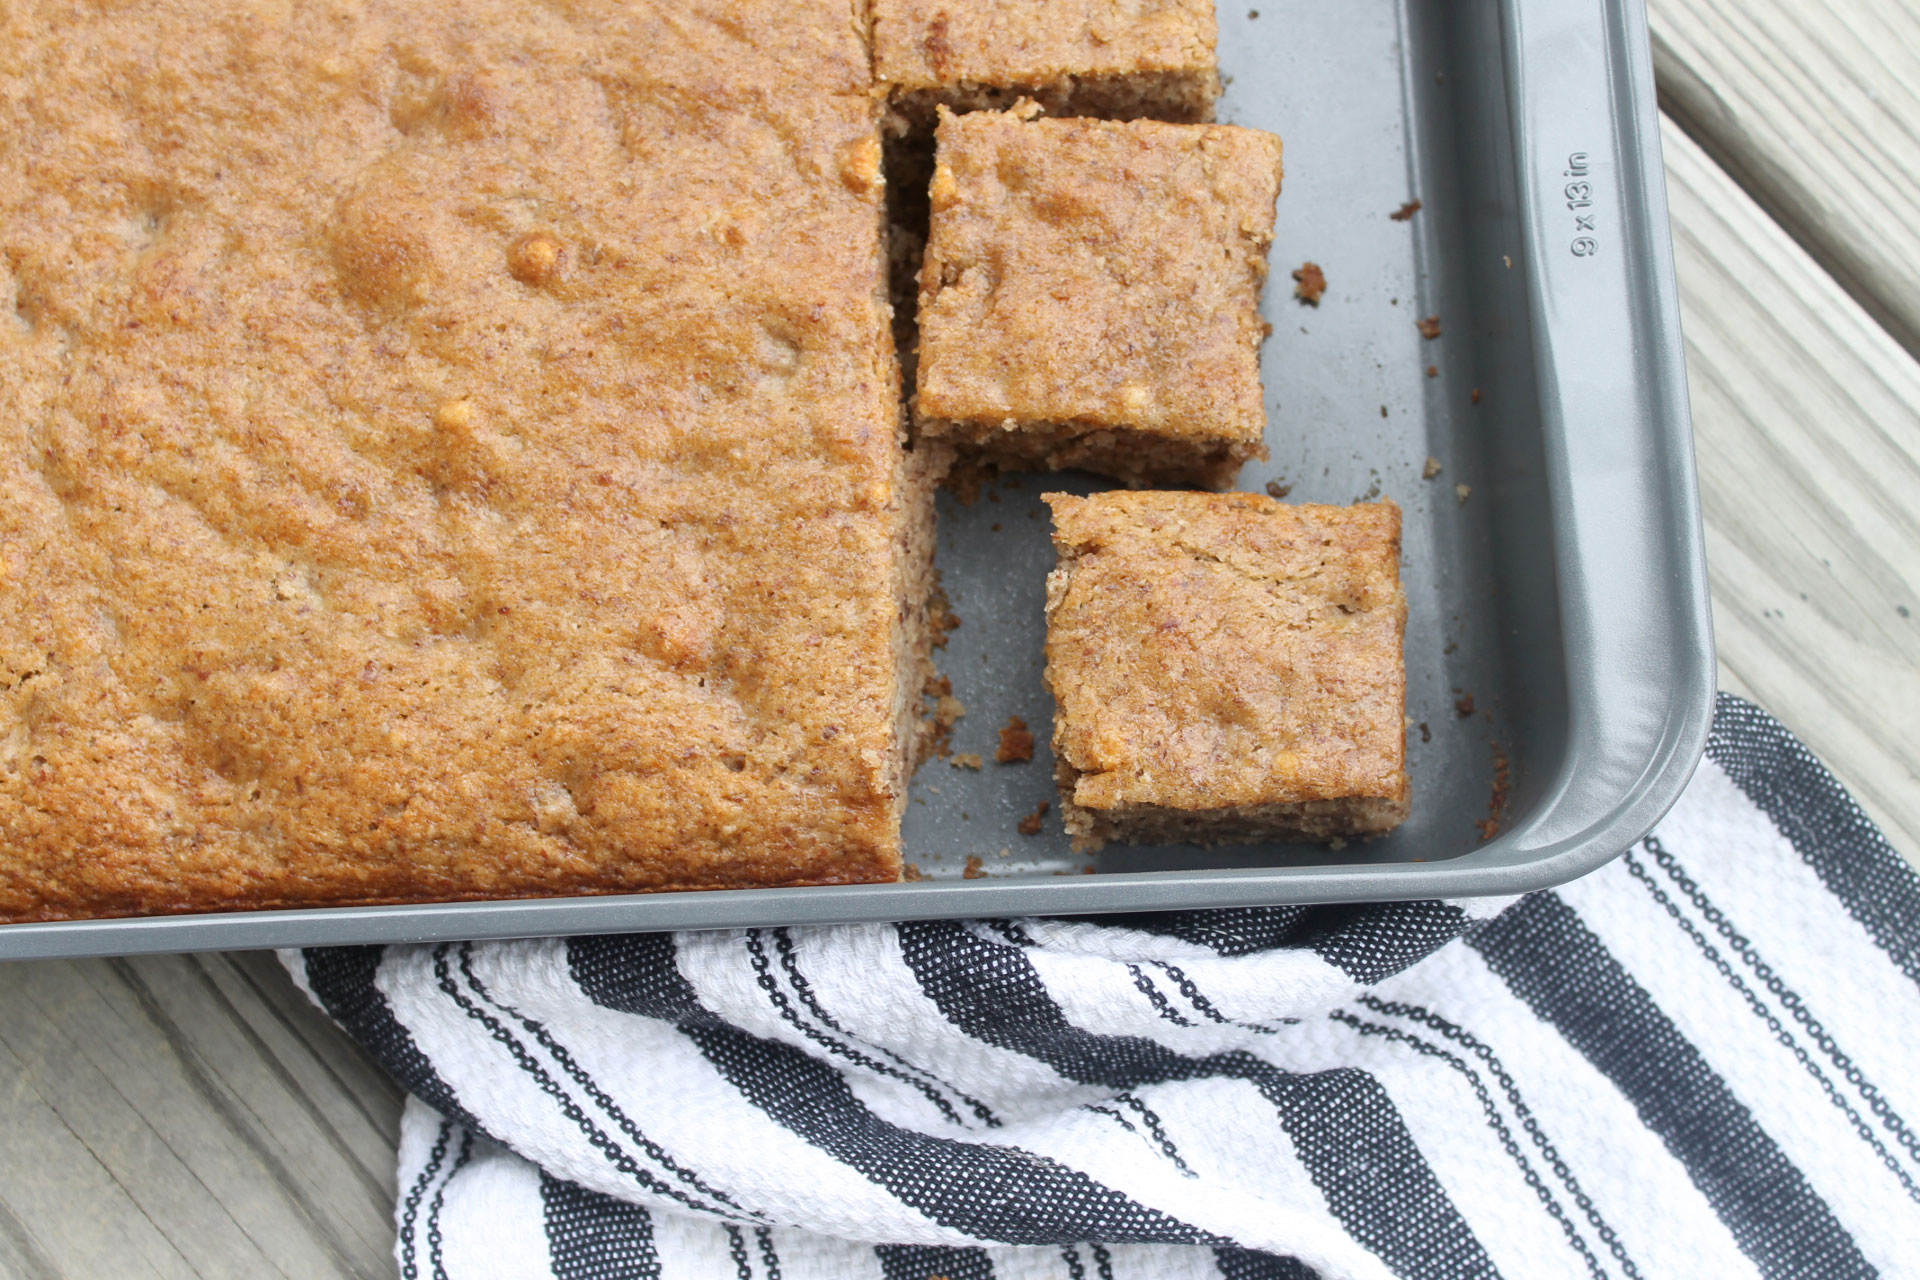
{"left": 1043, "top": 491, "right": 1410, "bottom": 851}
{"left": 916, "top": 110, "right": 1282, "bottom": 489}
{"left": 0, "top": 0, "right": 922, "bottom": 922}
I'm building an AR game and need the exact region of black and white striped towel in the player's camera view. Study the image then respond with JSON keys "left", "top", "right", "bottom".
{"left": 285, "top": 694, "right": 1920, "bottom": 1279}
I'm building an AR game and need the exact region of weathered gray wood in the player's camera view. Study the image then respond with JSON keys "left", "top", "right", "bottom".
{"left": 0, "top": 953, "right": 402, "bottom": 1279}
{"left": 1650, "top": 0, "right": 1920, "bottom": 358}
{"left": 1664, "top": 118, "right": 1920, "bottom": 865}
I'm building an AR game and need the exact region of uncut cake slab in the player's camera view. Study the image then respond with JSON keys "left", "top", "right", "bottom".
{"left": 0, "top": 0, "right": 935, "bottom": 921}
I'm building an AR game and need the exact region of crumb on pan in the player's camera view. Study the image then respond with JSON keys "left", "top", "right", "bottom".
{"left": 996, "top": 715, "right": 1036, "bottom": 763}
{"left": 1265, "top": 479, "right": 1292, "bottom": 498}
{"left": 1455, "top": 692, "right": 1476, "bottom": 717}
{"left": 1422, "top": 456, "right": 1442, "bottom": 480}
{"left": 928, "top": 574, "right": 962, "bottom": 648}
{"left": 1390, "top": 199, "right": 1422, "bottom": 221}
{"left": 1292, "top": 261, "right": 1326, "bottom": 306}
{"left": 963, "top": 855, "right": 987, "bottom": 878}
{"left": 1455, "top": 483, "right": 1472, "bottom": 504}
{"left": 923, "top": 674, "right": 965, "bottom": 757}
{"left": 1425, "top": 364, "right": 1438, "bottom": 378}
{"left": 1418, "top": 315, "right": 1443, "bottom": 339}
{"left": 950, "top": 752, "right": 983, "bottom": 769}
{"left": 903, "top": 862, "right": 927, "bottom": 882}
{"left": 1477, "top": 743, "right": 1512, "bottom": 841}
{"left": 1017, "top": 800, "right": 1050, "bottom": 835}
{"left": 1471, "top": 387, "right": 1482, "bottom": 405}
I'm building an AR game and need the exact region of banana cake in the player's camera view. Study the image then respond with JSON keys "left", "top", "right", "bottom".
{"left": 0, "top": 0, "right": 937, "bottom": 921}
{"left": 915, "top": 108, "right": 1282, "bottom": 489}
{"left": 1043, "top": 491, "right": 1410, "bottom": 851}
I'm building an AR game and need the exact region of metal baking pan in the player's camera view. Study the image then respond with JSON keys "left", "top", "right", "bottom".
{"left": 1, "top": 0, "right": 1712, "bottom": 960}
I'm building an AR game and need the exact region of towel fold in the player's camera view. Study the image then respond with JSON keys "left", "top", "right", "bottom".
{"left": 287, "top": 694, "right": 1920, "bottom": 1279}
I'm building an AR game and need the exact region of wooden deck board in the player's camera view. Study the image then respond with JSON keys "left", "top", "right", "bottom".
{"left": 0, "top": 954, "right": 402, "bottom": 1280}
{"left": 1650, "top": 0, "right": 1920, "bottom": 356}
{"left": 1663, "top": 117, "right": 1920, "bottom": 865}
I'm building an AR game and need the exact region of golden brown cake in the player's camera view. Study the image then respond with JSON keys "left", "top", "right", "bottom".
{"left": 871, "top": 0, "right": 1220, "bottom": 130}
{"left": 0, "top": 0, "right": 937, "bottom": 922}
{"left": 1043, "top": 491, "right": 1410, "bottom": 851}
{"left": 916, "top": 109, "right": 1282, "bottom": 489}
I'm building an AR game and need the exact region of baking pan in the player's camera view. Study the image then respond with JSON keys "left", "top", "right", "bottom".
{"left": 0, "top": 0, "right": 1712, "bottom": 960}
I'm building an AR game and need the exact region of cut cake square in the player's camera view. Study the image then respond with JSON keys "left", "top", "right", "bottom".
{"left": 1043, "top": 491, "right": 1410, "bottom": 850}
{"left": 872, "top": 0, "right": 1221, "bottom": 131}
{"left": 915, "top": 109, "right": 1281, "bottom": 489}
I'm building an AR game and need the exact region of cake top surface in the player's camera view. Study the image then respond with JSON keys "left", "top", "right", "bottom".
{"left": 0, "top": 0, "right": 909, "bottom": 921}
{"left": 871, "top": 0, "right": 1218, "bottom": 91}
{"left": 915, "top": 109, "right": 1281, "bottom": 443}
{"left": 1045, "top": 491, "right": 1407, "bottom": 813}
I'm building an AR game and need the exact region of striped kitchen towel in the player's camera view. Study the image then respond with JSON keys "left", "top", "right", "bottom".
{"left": 285, "top": 694, "right": 1920, "bottom": 1279}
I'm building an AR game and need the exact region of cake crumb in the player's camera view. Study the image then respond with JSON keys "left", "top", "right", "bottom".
{"left": 1471, "top": 387, "right": 1482, "bottom": 405}
{"left": 1264, "top": 479, "right": 1292, "bottom": 498}
{"left": 1291, "top": 261, "right": 1326, "bottom": 306}
{"left": 1380, "top": 405, "right": 1388, "bottom": 418}
{"left": 1425, "top": 364, "right": 1438, "bottom": 378}
{"left": 1418, "top": 315, "right": 1443, "bottom": 339}
{"left": 1390, "top": 199, "right": 1423, "bottom": 221}
{"left": 997, "top": 846, "right": 1011, "bottom": 858}
{"left": 950, "top": 753, "right": 983, "bottom": 769}
{"left": 1017, "top": 800, "right": 1049, "bottom": 836}
{"left": 996, "top": 715, "right": 1035, "bottom": 763}
{"left": 902, "top": 862, "right": 927, "bottom": 882}
{"left": 928, "top": 575, "right": 961, "bottom": 649}
{"left": 1455, "top": 693, "right": 1476, "bottom": 718}
{"left": 1477, "top": 744, "right": 1512, "bottom": 841}
{"left": 1423, "top": 456, "right": 1443, "bottom": 479}
{"left": 1418, "top": 721, "right": 1431, "bottom": 743}
{"left": 1328, "top": 837, "right": 1348, "bottom": 851}
{"left": 1503, "top": 255, "right": 1513, "bottom": 268}
{"left": 1455, "top": 483, "right": 1472, "bottom": 504}
{"left": 963, "top": 856, "right": 987, "bottom": 879}
{"left": 923, "top": 674, "right": 964, "bottom": 757}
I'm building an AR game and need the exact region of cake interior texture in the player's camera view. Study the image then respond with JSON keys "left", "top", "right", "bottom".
{"left": 1044, "top": 491, "right": 1410, "bottom": 852}
{"left": 915, "top": 110, "right": 1281, "bottom": 490}
{"left": 0, "top": 0, "right": 936, "bottom": 921}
